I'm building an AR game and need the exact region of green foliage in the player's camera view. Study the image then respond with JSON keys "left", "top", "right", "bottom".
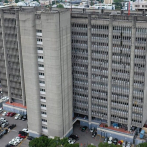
{"left": 98, "top": 142, "right": 116, "bottom": 147}
{"left": 4, "top": 0, "right": 8, "bottom": 3}
{"left": 137, "top": 142, "right": 147, "bottom": 147}
{"left": 113, "top": 0, "right": 123, "bottom": 10}
{"left": 88, "top": 145, "right": 96, "bottom": 147}
{"left": 57, "top": 4, "right": 64, "bottom": 8}
{"left": 15, "top": 0, "right": 19, "bottom": 3}
{"left": 29, "top": 136, "right": 79, "bottom": 147}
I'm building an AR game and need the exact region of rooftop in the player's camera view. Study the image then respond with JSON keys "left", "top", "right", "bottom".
{"left": 5, "top": 101, "right": 27, "bottom": 109}
{"left": 99, "top": 123, "right": 131, "bottom": 134}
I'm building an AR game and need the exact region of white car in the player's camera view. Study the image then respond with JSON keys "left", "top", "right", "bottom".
{"left": 15, "top": 114, "right": 20, "bottom": 119}
{"left": 1, "top": 96, "right": 9, "bottom": 101}
{"left": 22, "top": 128, "right": 29, "bottom": 133}
{"left": 2, "top": 112, "right": 7, "bottom": 116}
{"left": 90, "top": 127, "right": 95, "bottom": 133}
{"left": 126, "top": 142, "right": 131, "bottom": 147}
{"left": 0, "top": 117, "right": 5, "bottom": 121}
{"left": 9, "top": 140, "right": 18, "bottom": 146}
{"left": 108, "top": 137, "right": 113, "bottom": 144}
{"left": 16, "top": 137, "right": 23, "bottom": 141}
{"left": 68, "top": 138, "right": 76, "bottom": 144}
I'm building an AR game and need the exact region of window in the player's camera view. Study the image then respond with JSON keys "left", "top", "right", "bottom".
{"left": 38, "top": 64, "right": 44, "bottom": 67}
{"left": 40, "top": 89, "right": 45, "bottom": 92}
{"left": 38, "top": 56, "right": 43, "bottom": 59}
{"left": 37, "top": 30, "right": 42, "bottom": 33}
{"left": 40, "top": 81, "right": 45, "bottom": 84}
{"left": 42, "top": 126, "right": 47, "bottom": 129}
{"left": 41, "top": 111, "right": 46, "bottom": 115}
{"left": 37, "top": 38, "right": 42, "bottom": 42}
{"left": 41, "top": 104, "right": 46, "bottom": 107}
{"left": 37, "top": 47, "right": 43, "bottom": 50}
{"left": 41, "top": 96, "right": 46, "bottom": 100}
{"left": 39, "top": 72, "right": 44, "bottom": 76}
{"left": 42, "top": 119, "right": 47, "bottom": 122}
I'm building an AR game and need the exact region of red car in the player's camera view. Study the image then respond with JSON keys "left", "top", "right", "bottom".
{"left": 6, "top": 112, "right": 11, "bottom": 116}
{"left": 18, "top": 134, "right": 26, "bottom": 138}
{"left": 9, "top": 112, "right": 16, "bottom": 117}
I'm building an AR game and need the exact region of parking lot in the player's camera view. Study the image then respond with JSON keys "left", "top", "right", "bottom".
{"left": 73, "top": 122, "right": 104, "bottom": 146}
{"left": 0, "top": 112, "right": 28, "bottom": 147}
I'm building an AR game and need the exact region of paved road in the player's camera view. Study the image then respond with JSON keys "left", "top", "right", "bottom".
{"left": 0, "top": 113, "right": 27, "bottom": 147}
{"left": 73, "top": 123, "right": 104, "bottom": 146}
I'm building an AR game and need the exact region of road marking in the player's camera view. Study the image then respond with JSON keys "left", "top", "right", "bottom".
{"left": 11, "top": 130, "right": 18, "bottom": 132}
{"left": 17, "top": 135, "right": 28, "bottom": 147}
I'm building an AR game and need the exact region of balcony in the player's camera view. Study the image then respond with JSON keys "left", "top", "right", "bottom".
{"left": 36, "top": 32, "right": 42, "bottom": 37}
{"left": 37, "top": 41, "right": 43, "bottom": 45}
{"left": 38, "top": 67, "right": 44, "bottom": 71}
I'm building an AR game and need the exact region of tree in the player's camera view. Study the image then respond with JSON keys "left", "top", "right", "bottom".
{"left": 57, "top": 4, "right": 64, "bottom": 8}
{"left": 137, "top": 142, "right": 147, "bottom": 147}
{"left": 4, "top": 0, "right": 8, "bottom": 3}
{"left": 15, "top": 0, "right": 19, "bottom": 3}
{"left": 29, "top": 136, "right": 79, "bottom": 147}
{"left": 113, "top": 0, "right": 123, "bottom": 10}
{"left": 88, "top": 145, "right": 96, "bottom": 147}
{"left": 98, "top": 142, "right": 116, "bottom": 147}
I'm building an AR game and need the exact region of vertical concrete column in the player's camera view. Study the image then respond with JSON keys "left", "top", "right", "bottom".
{"left": 1, "top": 10, "right": 11, "bottom": 102}
{"left": 128, "top": 16, "right": 136, "bottom": 131}
{"left": 108, "top": 15, "right": 113, "bottom": 127}
{"left": 16, "top": 11, "right": 26, "bottom": 106}
{"left": 88, "top": 15, "right": 92, "bottom": 124}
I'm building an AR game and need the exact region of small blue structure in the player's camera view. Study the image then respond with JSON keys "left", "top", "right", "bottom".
{"left": 140, "top": 130, "right": 145, "bottom": 139}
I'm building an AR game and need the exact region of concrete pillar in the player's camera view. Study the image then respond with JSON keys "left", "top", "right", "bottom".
{"left": 16, "top": 11, "right": 26, "bottom": 106}
{"left": 88, "top": 15, "right": 92, "bottom": 124}
{"left": 128, "top": 16, "right": 136, "bottom": 131}
{"left": 107, "top": 15, "right": 113, "bottom": 127}
{"left": 1, "top": 10, "right": 11, "bottom": 102}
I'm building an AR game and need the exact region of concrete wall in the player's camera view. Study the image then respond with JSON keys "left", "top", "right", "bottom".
{"left": 19, "top": 9, "right": 42, "bottom": 137}
{"left": 41, "top": 10, "right": 73, "bottom": 138}
{"left": 97, "top": 128, "right": 134, "bottom": 143}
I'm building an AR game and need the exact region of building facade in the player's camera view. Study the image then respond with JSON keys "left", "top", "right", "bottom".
{"left": 71, "top": 10, "right": 147, "bottom": 131}
{"left": 0, "top": 7, "right": 147, "bottom": 138}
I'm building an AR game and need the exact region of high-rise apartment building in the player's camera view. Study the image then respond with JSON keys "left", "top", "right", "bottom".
{"left": 0, "top": 7, "right": 147, "bottom": 139}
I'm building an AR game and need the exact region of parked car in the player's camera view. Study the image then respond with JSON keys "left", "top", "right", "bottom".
{"left": 104, "top": 137, "right": 109, "bottom": 143}
{"left": 22, "top": 128, "right": 29, "bottom": 133}
{"left": 18, "top": 115, "right": 23, "bottom": 120}
{"left": 2, "top": 96, "right": 9, "bottom": 101}
{"left": 18, "top": 131, "right": 28, "bottom": 136}
{"left": 18, "top": 134, "right": 27, "bottom": 139}
{"left": 2, "top": 129, "right": 8, "bottom": 134}
{"left": 90, "top": 127, "right": 96, "bottom": 133}
{"left": 81, "top": 126, "right": 88, "bottom": 132}
{"left": 22, "top": 115, "right": 27, "bottom": 121}
{"left": 108, "top": 137, "right": 113, "bottom": 144}
{"left": 15, "top": 137, "right": 23, "bottom": 141}
{"left": 117, "top": 140, "right": 123, "bottom": 145}
{"left": 1, "top": 122, "right": 9, "bottom": 128}
{"left": 8, "top": 124, "right": 16, "bottom": 130}
{"left": 68, "top": 135, "right": 79, "bottom": 141}
{"left": 27, "top": 136, "right": 34, "bottom": 140}
{"left": 2, "top": 112, "right": 7, "bottom": 116}
{"left": 130, "top": 126, "right": 137, "bottom": 132}
{"left": 126, "top": 142, "right": 131, "bottom": 147}
{"left": 0, "top": 133, "right": 3, "bottom": 139}
{"left": 112, "top": 138, "right": 118, "bottom": 145}
{"left": 122, "top": 141, "right": 127, "bottom": 147}
{"left": 9, "top": 113, "right": 16, "bottom": 117}
{"left": 92, "top": 131, "right": 97, "bottom": 138}
{"left": 6, "top": 112, "right": 11, "bottom": 117}
{"left": 5, "top": 144, "right": 14, "bottom": 147}
{"left": 14, "top": 114, "right": 20, "bottom": 120}
{"left": 68, "top": 138, "right": 76, "bottom": 144}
